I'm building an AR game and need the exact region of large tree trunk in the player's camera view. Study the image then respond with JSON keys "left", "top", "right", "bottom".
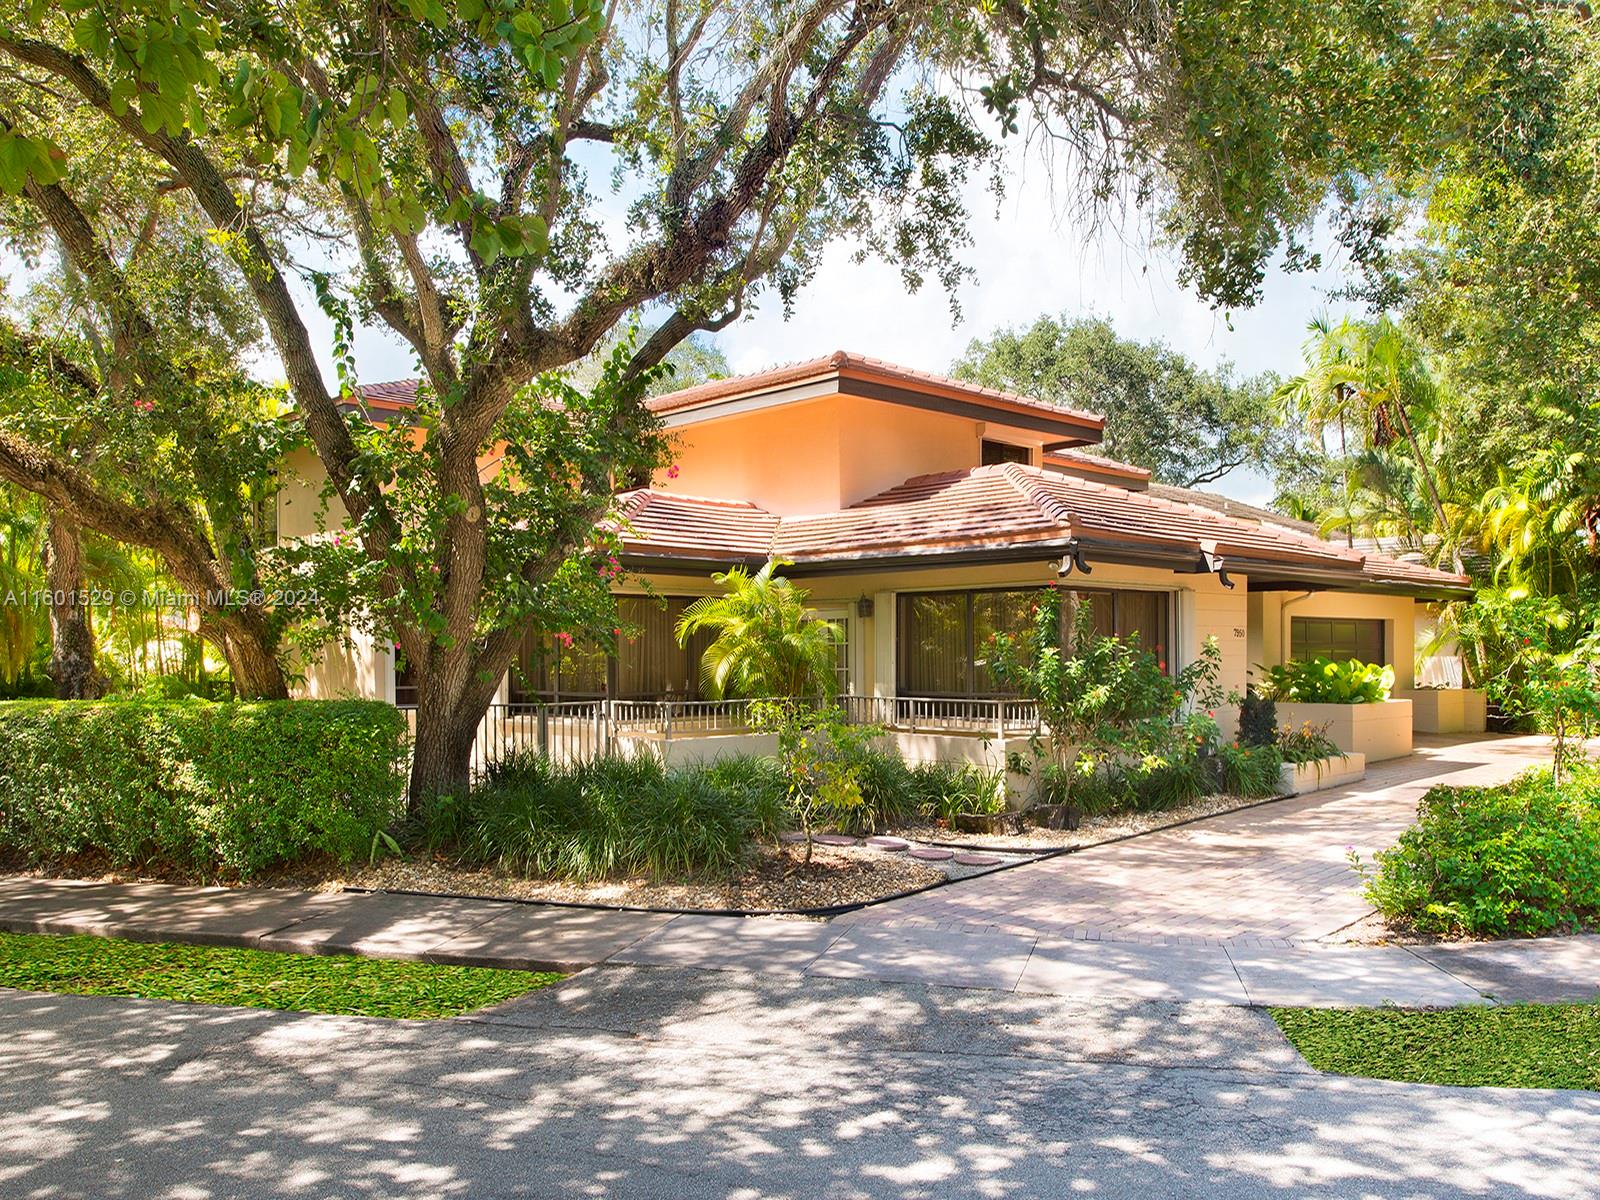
{"left": 43, "top": 515, "right": 106, "bottom": 699}
{"left": 214, "top": 620, "right": 291, "bottom": 700}
{"left": 405, "top": 636, "right": 516, "bottom": 811}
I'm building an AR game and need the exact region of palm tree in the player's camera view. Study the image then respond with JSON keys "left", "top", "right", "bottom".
{"left": 1277, "top": 315, "right": 1457, "bottom": 564}
{"left": 675, "top": 559, "right": 842, "bottom": 699}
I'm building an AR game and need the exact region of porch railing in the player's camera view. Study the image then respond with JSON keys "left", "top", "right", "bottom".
{"left": 399, "top": 693, "right": 1040, "bottom": 778}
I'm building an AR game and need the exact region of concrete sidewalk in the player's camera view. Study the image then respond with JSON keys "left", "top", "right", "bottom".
{"left": 0, "top": 875, "right": 671, "bottom": 972}
{"left": 3, "top": 873, "right": 1597, "bottom": 1008}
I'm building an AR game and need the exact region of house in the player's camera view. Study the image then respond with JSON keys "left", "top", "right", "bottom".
{"left": 280, "top": 351, "right": 1479, "bottom": 770}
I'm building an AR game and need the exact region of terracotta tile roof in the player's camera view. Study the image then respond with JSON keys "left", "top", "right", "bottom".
{"left": 1043, "top": 447, "right": 1152, "bottom": 482}
{"left": 645, "top": 350, "right": 1105, "bottom": 431}
{"left": 613, "top": 491, "right": 779, "bottom": 560}
{"left": 350, "top": 379, "right": 421, "bottom": 413}
{"left": 614, "top": 464, "right": 1472, "bottom": 593}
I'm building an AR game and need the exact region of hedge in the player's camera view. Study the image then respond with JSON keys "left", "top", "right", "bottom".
{"left": 0, "top": 700, "right": 409, "bottom": 879}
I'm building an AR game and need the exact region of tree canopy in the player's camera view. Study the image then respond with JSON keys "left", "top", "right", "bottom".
{"left": 0, "top": 0, "right": 1571, "bottom": 795}
{"left": 952, "top": 314, "right": 1279, "bottom": 487}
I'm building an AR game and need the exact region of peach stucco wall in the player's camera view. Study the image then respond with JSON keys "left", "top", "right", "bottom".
{"left": 656, "top": 394, "right": 1026, "bottom": 514}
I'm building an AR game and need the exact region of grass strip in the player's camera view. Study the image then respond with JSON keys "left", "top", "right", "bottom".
{"left": 0, "top": 931, "right": 559, "bottom": 1019}
{"left": 1272, "top": 1002, "right": 1600, "bottom": 1091}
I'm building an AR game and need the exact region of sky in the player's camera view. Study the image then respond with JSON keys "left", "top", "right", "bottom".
{"left": 313, "top": 141, "right": 1359, "bottom": 508}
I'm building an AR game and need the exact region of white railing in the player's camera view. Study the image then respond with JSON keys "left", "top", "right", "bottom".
{"left": 399, "top": 693, "right": 1039, "bottom": 777}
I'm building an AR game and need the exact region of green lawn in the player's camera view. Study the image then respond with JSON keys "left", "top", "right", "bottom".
{"left": 1272, "top": 1003, "right": 1600, "bottom": 1091}
{"left": 0, "top": 932, "right": 560, "bottom": 1019}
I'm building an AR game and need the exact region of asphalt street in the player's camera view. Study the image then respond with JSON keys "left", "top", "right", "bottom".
{"left": 3, "top": 964, "right": 1598, "bottom": 1199}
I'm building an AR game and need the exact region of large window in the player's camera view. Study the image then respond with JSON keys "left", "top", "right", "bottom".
{"left": 1292, "top": 616, "right": 1386, "bottom": 665}
{"left": 507, "top": 596, "right": 717, "bottom": 704}
{"left": 896, "top": 587, "right": 1172, "bottom": 697}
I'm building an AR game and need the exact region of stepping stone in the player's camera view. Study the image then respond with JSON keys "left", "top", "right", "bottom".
{"left": 812, "top": 833, "right": 858, "bottom": 847}
{"left": 954, "top": 853, "right": 1002, "bottom": 867}
{"left": 778, "top": 831, "right": 808, "bottom": 844}
{"left": 865, "top": 836, "right": 909, "bottom": 852}
{"left": 907, "top": 847, "right": 954, "bottom": 862}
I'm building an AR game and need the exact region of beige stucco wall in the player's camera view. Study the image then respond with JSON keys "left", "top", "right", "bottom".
{"left": 1252, "top": 590, "right": 1419, "bottom": 692}
{"left": 656, "top": 395, "right": 1030, "bottom": 514}
{"left": 276, "top": 445, "right": 349, "bottom": 541}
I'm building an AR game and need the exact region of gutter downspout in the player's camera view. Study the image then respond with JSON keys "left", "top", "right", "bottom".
{"left": 1279, "top": 591, "right": 1315, "bottom": 669}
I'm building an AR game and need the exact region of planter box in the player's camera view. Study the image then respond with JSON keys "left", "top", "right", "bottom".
{"left": 1276, "top": 699, "right": 1413, "bottom": 763}
{"left": 619, "top": 730, "right": 779, "bottom": 768}
{"left": 1401, "top": 688, "right": 1487, "bottom": 735}
{"left": 1278, "top": 752, "right": 1366, "bottom": 796}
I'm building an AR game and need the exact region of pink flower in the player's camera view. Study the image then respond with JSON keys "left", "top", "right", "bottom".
{"left": 666, "top": 464, "right": 680, "bottom": 479}
{"left": 132, "top": 398, "right": 155, "bottom": 414}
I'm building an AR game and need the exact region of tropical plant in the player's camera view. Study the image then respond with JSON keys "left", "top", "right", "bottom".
{"left": 675, "top": 560, "right": 841, "bottom": 700}
{"left": 458, "top": 753, "right": 786, "bottom": 882}
{"left": 1261, "top": 657, "right": 1394, "bottom": 704}
{"left": 1215, "top": 740, "right": 1284, "bottom": 799}
{"left": 1276, "top": 314, "right": 1457, "bottom": 562}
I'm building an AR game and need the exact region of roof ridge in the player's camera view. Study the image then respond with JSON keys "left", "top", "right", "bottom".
{"left": 999, "top": 462, "right": 1077, "bottom": 533}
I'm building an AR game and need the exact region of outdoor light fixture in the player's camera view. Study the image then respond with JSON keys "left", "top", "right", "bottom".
{"left": 856, "top": 595, "right": 875, "bottom": 618}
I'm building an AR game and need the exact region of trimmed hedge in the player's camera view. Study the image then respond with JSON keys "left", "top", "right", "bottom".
{"left": 0, "top": 700, "right": 409, "bottom": 878}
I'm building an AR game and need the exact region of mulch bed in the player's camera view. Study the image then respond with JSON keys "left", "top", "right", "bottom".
{"left": 1, "top": 841, "right": 987, "bottom": 914}
{"left": 897, "top": 790, "right": 1286, "bottom": 851}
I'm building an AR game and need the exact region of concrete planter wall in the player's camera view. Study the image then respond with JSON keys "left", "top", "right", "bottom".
{"left": 1275, "top": 699, "right": 1413, "bottom": 763}
{"left": 1401, "top": 688, "right": 1487, "bottom": 735}
{"left": 1278, "top": 751, "right": 1365, "bottom": 796}
{"left": 619, "top": 731, "right": 780, "bottom": 768}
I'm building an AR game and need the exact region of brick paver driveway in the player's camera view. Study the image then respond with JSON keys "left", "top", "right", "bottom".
{"left": 835, "top": 734, "right": 1551, "bottom": 948}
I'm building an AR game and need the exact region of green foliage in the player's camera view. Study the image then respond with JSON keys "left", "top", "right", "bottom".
{"left": 1216, "top": 741, "right": 1284, "bottom": 799}
{"left": 1238, "top": 690, "right": 1279, "bottom": 748}
{"left": 0, "top": 932, "right": 556, "bottom": 1019}
{"left": 845, "top": 749, "right": 1006, "bottom": 828}
{"left": 1277, "top": 720, "right": 1343, "bottom": 765}
{"left": 1262, "top": 657, "right": 1394, "bottom": 704}
{"left": 0, "top": 699, "right": 408, "bottom": 877}
{"left": 1363, "top": 767, "right": 1600, "bottom": 938}
{"left": 988, "top": 587, "right": 1225, "bottom": 809}
{"left": 455, "top": 753, "right": 786, "bottom": 881}
{"left": 675, "top": 559, "right": 841, "bottom": 700}
{"left": 952, "top": 314, "right": 1281, "bottom": 487}
{"left": 1272, "top": 1004, "right": 1600, "bottom": 1092}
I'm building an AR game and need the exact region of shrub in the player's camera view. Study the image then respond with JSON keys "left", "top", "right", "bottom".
{"left": 1363, "top": 767, "right": 1600, "bottom": 937}
{"left": 1215, "top": 741, "right": 1284, "bottom": 798}
{"left": 458, "top": 752, "right": 784, "bottom": 880}
{"left": 1278, "top": 720, "right": 1342, "bottom": 765}
{"left": 0, "top": 699, "right": 408, "bottom": 878}
{"left": 1262, "top": 657, "right": 1394, "bottom": 704}
{"left": 1238, "top": 689, "right": 1278, "bottom": 747}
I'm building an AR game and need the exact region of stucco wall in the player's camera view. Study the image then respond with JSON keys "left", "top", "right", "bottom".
{"left": 656, "top": 395, "right": 998, "bottom": 514}
{"left": 276, "top": 445, "right": 348, "bottom": 541}
{"left": 1252, "top": 590, "right": 1419, "bottom": 692}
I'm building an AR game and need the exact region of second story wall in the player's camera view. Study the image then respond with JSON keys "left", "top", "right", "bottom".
{"left": 656, "top": 394, "right": 1011, "bottom": 514}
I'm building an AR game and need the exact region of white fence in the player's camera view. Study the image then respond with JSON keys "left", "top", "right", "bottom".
{"left": 400, "top": 694, "right": 1039, "bottom": 778}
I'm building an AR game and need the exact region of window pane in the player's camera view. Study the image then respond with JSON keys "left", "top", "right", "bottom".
{"left": 973, "top": 590, "right": 1035, "bottom": 695}
{"left": 1062, "top": 589, "right": 1114, "bottom": 644}
{"left": 981, "top": 440, "right": 1031, "bottom": 466}
{"left": 1116, "top": 591, "right": 1168, "bottom": 661}
{"left": 898, "top": 593, "right": 969, "bottom": 695}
